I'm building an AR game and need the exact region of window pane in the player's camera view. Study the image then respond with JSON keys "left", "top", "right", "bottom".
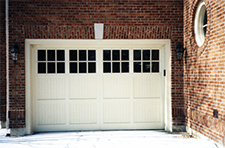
{"left": 113, "top": 50, "right": 120, "bottom": 61}
{"left": 122, "top": 62, "right": 129, "bottom": 73}
{"left": 152, "top": 50, "right": 159, "bottom": 60}
{"left": 103, "top": 62, "right": 111, "bottom": 73}
{"left": 38, "top": 50, "right": 46, "bottom": 61}
{"left": 143, "top": 50, "right": 150, "bottom": 60}
{"left": 103, "top": 50, "right": 111, "bottom": 61}
{"left": 57, "top": 63, "right": 65, "bottom": 73}
{"left": 203, "top": 10, "right": 207, "bottom": 36}
{"left": 113, "top": 62, "right": 120, "bottom": 73}
{"left": 79, "top": 62, "right": 86, "bottom": 73}
{"left": 70, "top": 63, "right": 77, "bottom": 73}
{"left": 47, "top": 50, "right": 55, "bottom": 61}
{"left": 70, "top": 50, "right": 77, "bottom": 61}
{"left": 47, "top": 63, "right": 55, "bottom": 73}
{"left": 79, "top": 50, "right": 86, "bottom": 61}
{"left": 143, "top": 62, "right": 150, "bottom": 73}
{"left": 134, "top": 62, "right": 141, "bottom": 72}
{"left": 122, "top": 50, "right": 129, "bottom": 60}
{"left": 88, "top": 50, "right": 96, "bottom": 61}
{"left": 152, "top": 62, "right": 159, "bottom": 73}
{"left": 38, "top": 63, "right": 46, "bottom": 73}
{"left": 134, "top": 50, "right": 141, "bottom": 60}
{"left": 88, "top": 62, "right": 96, "bottom": 73}
{"left": 57, "top": 50, "right": 65, "bottom": 61}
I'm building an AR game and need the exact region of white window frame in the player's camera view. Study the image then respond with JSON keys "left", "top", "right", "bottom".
{"left": 194, "top": 1, "right": 207, "bottom": 47}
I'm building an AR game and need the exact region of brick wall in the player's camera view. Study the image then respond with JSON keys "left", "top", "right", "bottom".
{"left": 0, "top": 0, "right": 6, "bottom": 122}
{"left": 184, "top": 0, "right": 225, "bottom": 146}
{"left": 8, "top": 0, "right": 184, "bottom": 128}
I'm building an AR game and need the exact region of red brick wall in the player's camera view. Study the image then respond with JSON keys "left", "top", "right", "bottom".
{"left": 0, "top": 0, "right": 6, "bottom": 122}
{"left": 184, "top": 0, "right": 225, "bottom": 146}
{"left": 8, "top": 0, "right": 184, "bottom": 128}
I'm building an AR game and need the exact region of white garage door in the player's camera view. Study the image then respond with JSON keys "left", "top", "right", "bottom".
{"left": 31, "top": 43, "right": 165, "bottom": 132}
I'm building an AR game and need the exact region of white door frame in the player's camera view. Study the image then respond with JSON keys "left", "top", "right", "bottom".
{"left": 25, "top": 39, "right": 171, "bottom": 134}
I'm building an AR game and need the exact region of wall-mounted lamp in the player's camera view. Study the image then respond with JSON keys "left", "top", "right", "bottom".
{"left": 11, "top": 44, "right": 20, "bottom": 63}
{"left": 175, "top": 43, "right": 186, "bottom": 61}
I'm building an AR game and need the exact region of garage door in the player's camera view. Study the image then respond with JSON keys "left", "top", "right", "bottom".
{"left": 31, "top": 43, "right": 165, "bottom": 132}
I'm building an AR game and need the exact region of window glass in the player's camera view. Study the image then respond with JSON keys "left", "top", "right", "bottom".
{"left": 88, "top": 50, "right": 96, "bottom": 61}
{"left": 70, "top": 63, "right": 77, "bottom": 73}
{"left": 38, "top": 63, "right": 46, "bottom": 73}
{"left": 70, "top": 50, "right": 77, "bottom": 61}
{"left": 38, "top": 50, "right": 46, "bottom": 61}
{"left": 113, "top": 50, "right": 120, "bottom": 61}
{"left": 88, "top": 62, "right": 96, "bottom": 73}
{"left": 103, "top": 50, "right": 111, "bottom": 61}
{"left": 103, "top": 62, "right": 111, "bottom": 73}
{"left": 134, "top": 50, "right": 141, "bottom": 60}
{"left": 79, "top": 62, "right": 86, "bottom": 73}
{"left": 122, "top": 50, "right": 129, "bottom": 60}
{"left": 113, "top": 62, "right": 120, "bottom": 73}
{"left": 48, "top": 63, "right": 55, "bottom": 73}
{"left": 152, "top": 50, "right": 159, "bottom": 60}
{"left": 57, "top": 63, "right": 65, "bottom": 73}
{"left": 152, "top": 62, "right": 159, "bottom": 73}
{"left": 122, "top": 62, "right": 129, "bottom": 73}
{"left": 143, "top": 62, "right": 150, "bottom": 73}
{"left": 47, "top": 50, "right": 55, "bottom": 61}
{"left": 79, "top": 50, "right": 86, "bottom": 61}
{"left": 134, "top": 62, "right": 141, "bottom": 72}
{"left": 57, "top": 50, "right": 65, "bottom": 61}
{"left": 143, "top": 50, "right": 150, "bottom": 60}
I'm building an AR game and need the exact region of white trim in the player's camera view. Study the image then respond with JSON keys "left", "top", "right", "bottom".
{"left": 194, "top": 1, "right": 207, "bottom": 47}
{"left": 25, "top": 39, "right": 171, "bottom": 134}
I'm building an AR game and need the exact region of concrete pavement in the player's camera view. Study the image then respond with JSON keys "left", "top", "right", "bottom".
{"left": 0, "top": 127, "right": 219, "bottom": 148}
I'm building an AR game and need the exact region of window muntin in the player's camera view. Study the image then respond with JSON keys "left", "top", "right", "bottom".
{"left": 195, "top": 1, "right": 207, "bottom": 47}
{"left": 103, "top": 50, "right": 129, "bottom": 73}
{"left": 37, "top": 50, "right": 65, "bottom": 74}
{"left": 133, "top": 49, "right": 159, "bottom": 73}
{"left": 70, "top": 50, "right": 96, "bottom": 74}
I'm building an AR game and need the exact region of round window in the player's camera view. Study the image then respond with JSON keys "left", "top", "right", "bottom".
{"left": 194, "top": 1, "right": 207, "bottom": 47}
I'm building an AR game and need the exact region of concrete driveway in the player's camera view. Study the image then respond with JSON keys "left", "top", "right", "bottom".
{"left": 0, "top": 128, "right": 218, "bottom": 148}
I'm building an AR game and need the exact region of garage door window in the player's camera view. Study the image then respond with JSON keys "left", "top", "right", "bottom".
{"left": 70, "top": 50, "right": 96, "bottom": 73}
{"left": 103, "top": 50, "right": 129, "bottom": 73}
{"left": 37, "top": 50, "right": 65, "bottom": 74}
{"left": 134, "top": 49, "right": 159, "bottom": 73}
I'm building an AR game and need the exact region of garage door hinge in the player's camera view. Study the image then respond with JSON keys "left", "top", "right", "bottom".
{"left": 164, "top": 70, "right": 166, "bottom": 76}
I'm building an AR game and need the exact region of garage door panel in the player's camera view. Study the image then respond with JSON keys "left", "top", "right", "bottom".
{"left": 69, "top": 77, "right": 98, "bottom": 99}
{"left": 134, "top": 100, "right": 161, "bottom": 123}
{"left": 103, "top": 76, "right": 130, "bottom": 99}
{"left": 69, "top": 102, "right": 97, "bottom": 124}
{"left": 37, "top": 102, "right": 66, "bottom": 125}
{"left": 103, "top": 101, "right": 130, "bottom": 123}
{"left": 37, "top": 77, "right": 66, "bottom": 100}
{"left": 133, "top": 76, "right": 161, "bottom": 99}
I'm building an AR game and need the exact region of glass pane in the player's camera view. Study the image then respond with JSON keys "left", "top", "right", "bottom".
{"left": 79, "top": 62, "right": 86, "bottom": 73}
{"left": 88, "top": 50, "right": 96, "bottom": 61}
{"left": 70, "top": 63, "right": 77, "bottom": 73}
{"left": 57, "top": 63, "right": 65, "bottom": 73}
{"left": 103, "top": 50, "right": 111, "bottom": 61}
{"left": 203, "top": 10, "right": 207, "bottom": 36}
{"left": 122, "top": 50, "right": 129, "bottom": 60}
{"left": 88, "top": 62, "right": 96, "bottom": 73}
{"left": 113, "top": 50, "right": 120, "bottom": 61}
{"left": 122, "top": 62, "right": 129, "bottom": 73}
{"left": 47, "top": 63, "right": 55, "bottom": 73}
{"left": 38, "top": 50, "right": 46, "bottom": 61}
{"left": 152, "top": 50, "right": 159, "bottom": 60}
{"left": 152, "top": 62, "right": 159, "bottom": 73}
{"left": 134, "top": 50, "right": 141, "bottom": 60}
{"left": 134, "top": 62, "right": 141, "bottom": 72}
{"left": 79, "top": 50, "right": 86, "bottom": 61}
{"left": 70, "top": 50, "right": 77, "bottom": 61}
{"left": 143, "top": 50, "right": 150, "bottom": 60}
{"left": 103, "top": 62, "right": 111, "bottom": 73}
{"left": 57, "top": 50, "right": 65, "bottom": 61}
{"left": 47, "top": 50, "right": 55, "bottom": 61}
{"left": 143, "top": 62, "right": 150, "bottom": 73}
{"left": 38, "top": 63, "right": 46, "bottom": 73}
{"left": 113, "top": 62, "right": 120, "bottom": 73}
